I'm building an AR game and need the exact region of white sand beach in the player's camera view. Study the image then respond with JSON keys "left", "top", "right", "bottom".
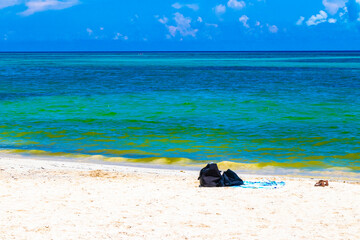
{"left": 1, "top": 155, "right": 360, "bottom": 240}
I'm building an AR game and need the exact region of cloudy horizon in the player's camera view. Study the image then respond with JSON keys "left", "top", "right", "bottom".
{"left": 1, "top": 0, "right": 360, "bottom": 51}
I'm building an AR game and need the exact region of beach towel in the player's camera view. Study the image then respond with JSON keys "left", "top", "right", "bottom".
{"left": 234, "top": 180, "right": 285, "bottom": 189}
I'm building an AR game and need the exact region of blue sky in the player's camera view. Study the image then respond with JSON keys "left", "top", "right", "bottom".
{"left": 0, "top": 0, "right": 360, "bottom": 51}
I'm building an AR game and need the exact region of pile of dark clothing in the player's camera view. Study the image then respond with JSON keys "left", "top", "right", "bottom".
{"left": 198, "top": 163, "right": 244, "bottom": 187}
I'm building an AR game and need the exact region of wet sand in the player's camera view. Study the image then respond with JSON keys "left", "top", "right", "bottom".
{"left": 1, "top": 156, "right": 360, "bottom": 239}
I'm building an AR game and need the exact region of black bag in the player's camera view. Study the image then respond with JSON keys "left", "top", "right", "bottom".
{"left": 198, "top": 163, "right": 224, "bottom": 187}
{"left": 223, "top": 169, "right": 244, "bottom": 186}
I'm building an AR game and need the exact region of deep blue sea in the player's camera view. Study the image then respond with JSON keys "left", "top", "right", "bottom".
{"left": 0, "top": 52, "right": 359, "bottom": 172}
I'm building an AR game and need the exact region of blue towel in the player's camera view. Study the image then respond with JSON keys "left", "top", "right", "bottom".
{"left": 234, "top": 180, "right": 285, "bottom": 189}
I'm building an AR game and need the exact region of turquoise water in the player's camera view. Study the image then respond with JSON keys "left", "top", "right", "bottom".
{"left": 0, "top": 52, "right": 359, "bottom": 171}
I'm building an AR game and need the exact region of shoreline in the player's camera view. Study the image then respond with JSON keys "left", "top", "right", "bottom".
{"left": 1, "top": 154, "right": 360, "bottom": 239}
{"left": 1, "top": 152, "right": 360, "bottom": 182}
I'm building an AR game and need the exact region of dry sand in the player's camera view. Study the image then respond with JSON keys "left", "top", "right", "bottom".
{"left": 1, "top": 155, "right": 360, "bottom": 240}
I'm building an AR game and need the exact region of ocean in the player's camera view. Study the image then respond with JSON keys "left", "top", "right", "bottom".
{"left": 0, "top": 52, "right": 359, "bottom": 173}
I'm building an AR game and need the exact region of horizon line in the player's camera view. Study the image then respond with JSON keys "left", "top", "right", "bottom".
{"left": 1, "top": 50, "right": 360, "bottom": 53}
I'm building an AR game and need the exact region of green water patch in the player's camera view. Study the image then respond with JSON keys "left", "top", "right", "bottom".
{"left": 82, "top": 132, "right": 106, "bottom": 136}
{"left": 243, "top": 147, "right": 305, "bottom": 152}
{"left": 165, "top": 148, "right": 201, "bottom": 153}
{"left": 86, "top": 149, "right": 160, "bottom": 156}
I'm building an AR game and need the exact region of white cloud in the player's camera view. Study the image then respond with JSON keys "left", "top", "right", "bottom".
{"left": 227, "top": 0, "right": 246, "bottom": 9}
{"left": 322, "top": 0, "right": 347, "bottom": 15}
{"left": 160, "top": 12, "right": 198, "bottom": 38}
{"left": 186, "top": 4, "right": 199, "bottom": 11}
{"left": 86, "top": 28, "right": 93, "bottom": 36}
{"left": 267, "top": 24, "right": 278, "bottom": 33}
{"left": 158, "top": 16, "right": 168, "bottom": 24}
{"left": 205, "top": 23, "right": 218, "bottom": 28}
{"left": 171, "top": 2, "right": 199, "bottom": 11}
{"left": 214, "top": 4, "right": 226, "bottom": 15}
{"left": 113, "top": 33, "right": 121, "bottom": 40}
{"left": 172, "top": 2, "right": 182, "bottom": 9}
{"left": 168, "top": 25, "right": 177, "bottom": 36}
{"left": 352, "top": 0, "right": 360, "bottom": 21}
{"left": 296, "top": 16, "right": 305, "bottom": 25}
{"left": 113, "top": 33, "right": 128, "bottom": 41}
{"left": 239, "top": 15, "right": 249, "bottom": 28}
{"left": 197, "top": 16, "right": 203, "bottom": 22}
{"left": 306, "top": 10, "right": 328, "bottom": 26}
{"left": 19, "top": 0, "right": 79, "bottom": 16}
{"left": 328, "top": 18, "right": 337, "bottom": 23}
{"left": 173, "top": 12, "right": 198, "bottom": 37}
{"left": 0, "top": 0, "right": 20, "bottom": 9}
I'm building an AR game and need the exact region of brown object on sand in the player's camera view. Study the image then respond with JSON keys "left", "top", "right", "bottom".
{"left": 315, "top": 180, "right": 329, "bottom": 187}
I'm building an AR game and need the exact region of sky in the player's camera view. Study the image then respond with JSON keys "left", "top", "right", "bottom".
{"left": 0, "top": 0, "right": 360, "bottom": 51}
